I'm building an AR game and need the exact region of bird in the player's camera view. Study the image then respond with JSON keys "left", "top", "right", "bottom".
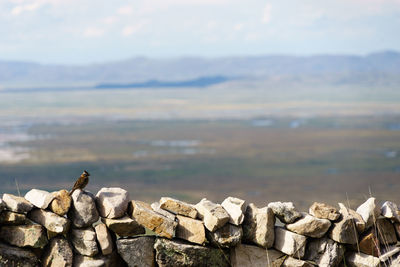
{"left": 69, "top": 170, "right": 90, "bottom": 196}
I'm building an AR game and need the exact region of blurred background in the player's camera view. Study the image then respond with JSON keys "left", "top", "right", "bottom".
{"left": 1, "top": 0, "right": 400, "bottom": 210}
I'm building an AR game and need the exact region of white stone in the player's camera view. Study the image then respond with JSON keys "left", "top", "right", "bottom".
{"left": 159, "top": 197, "right": 197, "bottom": 218}
{"left": 268, "top": 201, "right": 301, "bottom": 223}
{"left": 207, "top": 223, "right": 242, "bottom": 248}
{"left": 95, "top": 187, "right": 130, "bottom": 219}
{"left": 68, "top": 189, "right": 99, "bottom": 228}
{"left": 2, "top": 193, "right": 33, "bottom": 213}
{"left": 194, "top": 198, "right": 230, "bottom": 232}
{"left": 70, "top": 227, "right": 99, "bottom": 257}
{"left": 242, "top": 203, "right": 275, "bottom": 248}
{"left": 29, "top": 209, "right": 70, "bottom": 234}
{"left": 151, "top": 202, "right": 176, "bottom": 221}
{"left": 176, "top": 215, "right": 206, "bottom": 245}
{"left": 230, "top": 244, "right": 284, "bottom": 267}
{"left": 356, "top": 197, "right": 380, "bottom": 229}
{"left": 381, "top": 201, "right": 400, "bottom": 222}
{"left": 305, "top": 237, "right": 345, "bottom": 267}
{"left": 282, "top": 257, "right": 313, "bottom": 267}
{"left": 286, "top": 213, "right": 331, "bottom": 238}
{"left": 42, "top": 236, "right": 73, "bottom": 267}
{"left": 95, "top": 223, "right": 113, "bottom": 255}
{"left": 274, "top": 227, "right": 307, "bottom": 258}
{"left": 338, "top": 203, "right": 366, "bottom": 233}
{"left": 102, "top": 216, "right": 145, "bottom": 237}
{"left": 24, "top": 189, "right": 54, "bottom": 209}
{"left": 221, "top": 197, "right": 247, "bottom": 225}
{"left": 346, "top": 252, "right": 380, "bottom": 267}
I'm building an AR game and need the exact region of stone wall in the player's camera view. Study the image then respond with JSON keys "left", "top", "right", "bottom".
{"left": 0, "top": 186, "right": 400, "bottom": 266}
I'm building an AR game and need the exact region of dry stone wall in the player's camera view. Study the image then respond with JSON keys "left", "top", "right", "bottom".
{"left": 1, "top": 186, "right": 400, "bottom": 266}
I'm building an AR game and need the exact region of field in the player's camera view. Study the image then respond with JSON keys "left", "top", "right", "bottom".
{"left": 1, "top": 82, "right": 400, "bottom": 211}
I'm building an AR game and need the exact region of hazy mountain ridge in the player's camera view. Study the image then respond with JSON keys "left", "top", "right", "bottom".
{"left": 1, "top": 51, "right": 399, "bottom": 88}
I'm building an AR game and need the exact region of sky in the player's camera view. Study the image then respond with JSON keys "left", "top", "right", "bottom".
{"left": 0, "top": 0, "right": 400, "bottom": 64}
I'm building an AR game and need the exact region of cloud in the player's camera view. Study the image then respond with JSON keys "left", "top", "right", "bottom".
{"left": 234, "top": 23, "right": 244, "bottom": 31}
{"left": 261, "top": 3, "right": 272, "bottom": 24}
{"left": 11, "top": 1, "right": 44, "bottom": 15}
{"left": 83, "top": 27, "right": 104, "bottom": 37}
{"left": 121, "top": 21, "right": 147, "bottom": 36}
{"left": 117, "top": 5, "right": 133, "bottom": 15}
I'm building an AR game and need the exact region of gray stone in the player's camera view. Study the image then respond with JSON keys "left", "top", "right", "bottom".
{"left": 159, "top": 197, "right": 197, "bottom": 218}
{"left": 230, "top": 244, "right": 284, "bottom": 267}
{"left": 151, "top": 202, "right": 176, "bottom": 221}
{"left": 96, "top": 187, "right": 130, "bottom": 219}
{"left": 345, "top": 252, "right": 380, "bottom": 267}
{"left": 194, "top": 198, "right": 230, "bottom": 232}
{"left": 154, "top": 238, "right": 230, "bottom": 267}
{"left": 274, "top": 227, "right": 307, "bottom": 258}
{"left": 2, "top": 193, "right": 34, "bottom": 213}
{"left": 282, "top": 257, "right": 313, "bottom": 267}
{"left": 356, "top": 197, "right": 380, "bottom": 230}
{"left": 338, "top": 203, "right": 366, "bottom": 233}
{"left": 0, "top": 224, "right": 48, "bottom": 248}
{"left": 176, "top": 215, "right": 206, "bottom": 245}
{"left": 102, "top": 216, "right": 145, "bottom": 237}
{"left": 242, "top": 203, "right": 275, "bottom": 248}
{"left": 381, "top": 201, "right": 400, "bottom": 222}
{"left": 305, "top": 237, "right": 345, "bottom": 267}
{"left": 376, "top": 218, "right": 397, "bottom": 245}
{"left": 70, "top": 227, "right": 99, "bottom": 256}
{"left": 221, "top": 197, "right": 247, "bottom": 225}
{"left": 29, "top": 209, "right": 70, "bottom": 234}
{"left": 0, "top": 210, "right": 28, "bottom": 225}
{"left": 130, "top": 200, "right": 177, "bottom": 239}
{"left": 94, "top": 223, "right": 113, "bottom": 255}
{"left": 286, "top": 213, "right": 331, "bottom": 238}
{"left": 117, "top": 236, "right": 155, "bottom": 267}
{"left": 268, "top": 201, "right": 302, "bottom": 224}
{"left": 329, "top": 212, "right": 358, "bottom": 244}
{"left": 50, "top": 189, "right": 71, "bottom": 216}
{"left": 68, "top": 189, "right": 99, "bottom": 228}
{"left": 42, "top": 236, "right": 73, "bottom": 267}
{"left": 0, "top": 241, "right": 40, "bottom": 267}
{"left": 24, "top": 189, "right": 54, "bottom": 209}
{"left": 207, "top": 223, "right": 242, "bottom": 248}
{"left": 309, "top": 202, "right": 340, "bottom": 221}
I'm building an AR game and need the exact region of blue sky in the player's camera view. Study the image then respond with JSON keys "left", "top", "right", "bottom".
{"left": 1, "top": 0, "right": 400, "bottom": 64}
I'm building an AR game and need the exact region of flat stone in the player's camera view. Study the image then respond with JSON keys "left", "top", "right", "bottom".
{"left": 130, "top": 200, "right": 177, "bottom": 239}
{"left": 230, "top": 244, "right": 284, "bottom": 267}
{"left": 274, "top": 227, "right": 307, "bottom": 258}
{"left": 29, "top": 209, "right": 70, "bottom": 234}
{"left": 68, "top": 189, "right": 99, "bottom": 228}
{"left": 102, "top": 216, "right": 145, "bottom": 237}
{"left": 176, "top": 215, "right": 206, "bottom": 245}
{"left": 356, "top": 197, "right": 380, "bottom": 230}
{"left": 207, "top": 223, "right": 242, "bottom": 248}
{"left": 0, "top": 241, "right": 40, "bottom": 267}
{"left": 50, "top": 189, "right": 71, "bottom": 216}
{"left": 242, "top": 203, "right": 275, "bottom": 248}
{"left": 0, "top": 224, "right": 48, "bottom": 248}
{"left": 117, "top": 236, "right": 156, "bottom": 267}
{"left": 24, "top": 189, "right": 54, "bottom": 209}
{"left": 358, "top": 229, "right": 380, "bottom": 257}
{"left": 70, "top": 227, "right": 99, "bottom": 256}
{"left": 151, "top": 202, "right": 176, "bottom": 221}
{"left": 304, "top": 237, "right": 345, "bottom": 267}
{"left": 94, "top": 223, "right": 113, "bottom": 255}
{"left": 376, "top": 218, "right": 397, "bottom": 245}
{"left": 42, "top": 236, "right": 73, "bottom": 267}
{"left": 0, "top": 210, "right": 28, "bottom": 225}
{"left": 268, "top": 201, "right": 302, "bottom": 224}
{"left": 381, "top": 201, "right": 400, "bottom": 222}
{"left": 2, "top": 193, "right": 34, "bottom": 213}
{"left": 345, "top": 252, "right": 380, "bottom": 267}
{"left": 194, "top": 198, "right": 230, "bottom": 232}
{"left": 338, "top": 203, "right": 366, "bottom": 233}
{"left": 309, "top": 202, "right": 340, "bottom": 221}
{"left": 282, "top": 257, "right": 313, "bottom": 267}
{"left": 73, "top": 251, "right": 123, "bottom": 267}
{"left": 380, "top": 246, "right": 400, "bottom": 262}
{"left": 154, "top": 237, "right": 230, "bottom": 267}
{"left": 96, "top": 187, "right": 130, "bottom": 219}
{"left": 329, "top": 211, "right": 358, "bottom": 244}
{"left": 159, "top": 197, "right": 197, "bottom": 218}
{"left": 221, "top": 197, "right": 247, "bottom": 225}
{"left": 286, "top": 212, "right": 331, "bottom": 238}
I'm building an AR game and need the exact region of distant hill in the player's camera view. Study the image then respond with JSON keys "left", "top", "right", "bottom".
{"left": 1, "top": 51, "right": 400, "bottom": 88}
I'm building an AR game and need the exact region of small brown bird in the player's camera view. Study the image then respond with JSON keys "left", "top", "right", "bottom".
{"left": 69, "top": 170, "right": 90, "bottom": 196}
